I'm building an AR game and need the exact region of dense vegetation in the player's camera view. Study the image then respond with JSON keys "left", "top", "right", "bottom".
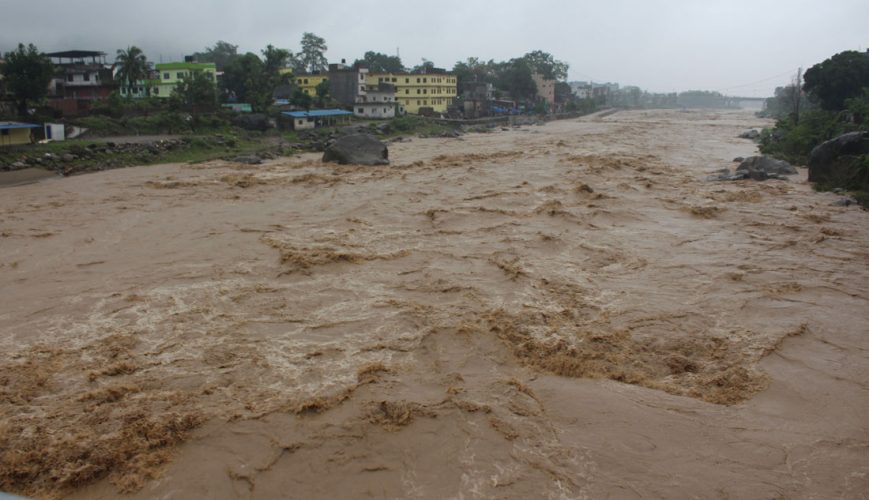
{"left": 759, "top": 51, "right": 869, "bottom": 203}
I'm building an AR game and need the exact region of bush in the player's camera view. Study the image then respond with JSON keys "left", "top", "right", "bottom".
{"left": 760, "top": 110, "right": 852, "bottom": 164}
{"left": 125, "top": 111, "right": 192, "bottom": 134}
{"left": 390, "top": 115, "right": 425, "bottom": 132}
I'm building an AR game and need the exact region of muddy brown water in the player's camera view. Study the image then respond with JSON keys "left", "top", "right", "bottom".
{"left": 1, "top": 109, "right": 867, "bottom": 499}
{"left": 0, "top": 167, "right": 58, "bottom": 188}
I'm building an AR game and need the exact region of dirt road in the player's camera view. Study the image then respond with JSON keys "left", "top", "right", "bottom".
{"left": 1, "top": 109, "right": 867, "bottom": 499}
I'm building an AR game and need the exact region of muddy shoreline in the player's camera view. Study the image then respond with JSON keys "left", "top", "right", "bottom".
{"left": 1, "top": 109, "right": 867, "bottom": 499}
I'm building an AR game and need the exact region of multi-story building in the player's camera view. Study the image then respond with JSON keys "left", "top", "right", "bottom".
{"left": 328, "top": 62, "right": 368, "bottom": 107}
{"left": 45, "top": 50, "right": 116, "bottom": 115}
{"left": 326, "top": 62, "right": 398, "bottom": 119}
{"left": 367, "top": 70, "right": 457, "bottom": 115}
{"left": 152, "top": 62, "right": 217, "bottom": 98}
{"left": 354, "top": 82, "right": 398, "bottom": 119}
{"left": 531, "top": 72, "right": 555, "bottom": 111}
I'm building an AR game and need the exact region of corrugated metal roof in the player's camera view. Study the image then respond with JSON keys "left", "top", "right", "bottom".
{"left": 0, "top": 122, "right": 40, "bottom": 130}
{"left": 282, "top": 109, "right": 353, "bottom": 118}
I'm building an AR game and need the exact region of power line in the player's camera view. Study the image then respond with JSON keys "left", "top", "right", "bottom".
{"left": 716, "top": 68, "right": 799, "bottom": 93}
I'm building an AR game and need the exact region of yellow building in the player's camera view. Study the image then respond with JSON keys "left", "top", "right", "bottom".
{"left": 366, "top": 72, "right": 457, "bottom": 114}
{"left": 0, "top": 122, "right": 39, "bottom": 147}
{"left": 281, "top": 69, "right": 329, "bottom": 96}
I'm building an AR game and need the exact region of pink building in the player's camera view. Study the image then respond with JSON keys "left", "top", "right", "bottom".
{"left": 531, "top": 73, "right": 555, "bottom": 109}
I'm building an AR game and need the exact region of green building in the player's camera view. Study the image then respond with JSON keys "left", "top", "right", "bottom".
{"left": 152, "top": 62, "right": 217, "bottom": 98}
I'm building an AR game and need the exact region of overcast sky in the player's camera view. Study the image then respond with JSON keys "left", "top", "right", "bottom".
{"left": 2, "top": 0, "right": 867, "bottom": 97}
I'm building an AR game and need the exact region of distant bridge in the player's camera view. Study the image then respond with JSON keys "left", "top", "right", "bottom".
{"left": 728, "top": 96, "right": 767, "bottom": 110}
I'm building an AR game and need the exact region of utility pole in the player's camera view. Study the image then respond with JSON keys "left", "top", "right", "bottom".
{"left": 793, "top": 67, "right": 802, "bottom": 125}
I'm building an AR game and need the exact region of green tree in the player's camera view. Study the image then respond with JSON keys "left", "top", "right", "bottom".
{"left": 171, "top": 70, "right": 217, "bottom": 114}
{"left": 315, "top": 79, "right": 330, "bottom": 107}
{"left": 222, "top": 53, "right": 270, "bottom": 111}
{"left": 495, "top": 58, "right": 537, "bottom": 102}
{"left": 354, "top": 51, "right": 404, "bottom": 73}
{"left": 299, "top": 32, "right": 328, "bottom": 73}
{"left": 191, "top": 40, "right": 239, "bottom": 70}
{"left": 1, "top": 43, "right": 54, "bottom": 116}
{"left": 262, "top": 44, "right": 290, "bottom": 75}
{"left": 452, "top": 57, "right": 498, "bottom": 92}
{"left": 555, "top": 81, "right": 573, "bottom": 104}
{"left": 763, "top": 84, "right": 814, "bottom": 122}
{"left": 292, "top": 88, "right": 312, "bottom": 110}
{"left": 803, "top": 51, "right": 869, "bottom": 111}
{"left": 521, "top": 50, "right": 569, "bottom": 80}
{"left": 115, "top": 46, "right": 149, "bottom": 97}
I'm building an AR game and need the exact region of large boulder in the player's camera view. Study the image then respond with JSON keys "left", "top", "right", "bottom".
{"left": 735, "top": 155, "right": 797, "bottom": 180}
{"left": 807, "top": 131, "right": 869, "bottom": 184}
{"left": 322, "top": 134, "right": 389, "bottom": 166}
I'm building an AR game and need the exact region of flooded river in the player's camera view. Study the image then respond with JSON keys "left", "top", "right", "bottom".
{"left": 1, "top": 109, "right": 867, "bottom": 498}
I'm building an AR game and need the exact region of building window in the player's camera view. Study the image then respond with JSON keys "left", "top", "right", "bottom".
{"left": 83, "top": 73, "right": 90, "bottom": 81}
{"left": 163, "top": 72, "right": 170, "bottom": 80}
{"left": 304, "top": 79, "right": 308, "bottom": 84}
{"left": 154, "top": 87, "right": 159, "bottom": 95}
{"left": 298, "top": 119, "right": 304, "bottom": 125}
{"left": 392, "top": 78, "right": 397, "bottom": 82}
{"left": 358, "top": 108, "right": 364, "bottom": 113}
{"left": 405, "top": 89, "right": 409, "bottom": 94}
{"left": 177, "top": 72, "right": 185, "bottom": 79}
{"left": 423, "top": 89, "right": 427, "bottom": 94}
{"left": 66, "top": 74, "right": 73, "bottom": 82}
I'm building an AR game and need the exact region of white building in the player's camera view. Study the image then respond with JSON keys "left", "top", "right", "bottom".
{"left": 353, "top": 82, "right": 399, "bottom": 119}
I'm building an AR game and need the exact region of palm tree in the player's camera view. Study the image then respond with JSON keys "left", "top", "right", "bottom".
{"left": 115, "top": 46, "right": 148, "bottom": 98}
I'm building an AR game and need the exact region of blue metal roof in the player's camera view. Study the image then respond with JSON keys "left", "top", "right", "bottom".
{"left": 282, "top": 109, "right": 353, "bottom": 118}
{"left": 0, "top": 122, "right": 40, "bottom": 130}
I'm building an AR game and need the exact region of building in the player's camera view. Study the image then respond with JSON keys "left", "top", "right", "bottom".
{"left": 367, "top": 69, "right": 457, "bottom": 115}
{"left": 0, "top": 122, "right": 39, "bottom": 147}
{"left": 281, "top": 69, "right": 329, "bottom": 97}
{"left": 45, "top": 50, "right": 116, "bottom": 115}
{"left": 354, "top": 82, "right": 397, "bottom": 119}
{"left": 115, "top": 67, "right": 159, "bottom": 99}
{"left": 152, "top": 62, "right": 217, "bottom": 98}
{"left": 328, "top": 62, "right": 368, "bottom": 107}
{"left": 460, "top": 82, "right": 495, "bottom": 118}
{"left": 282, "top": 109, "right": 353, "bottom": 130}
{"left": 531, "top": 73, "right": 555, "bottom": 111}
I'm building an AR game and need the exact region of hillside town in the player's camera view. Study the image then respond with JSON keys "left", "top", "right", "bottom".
{"left": 0, "top": 33, "right": 764, "bottom": 148}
